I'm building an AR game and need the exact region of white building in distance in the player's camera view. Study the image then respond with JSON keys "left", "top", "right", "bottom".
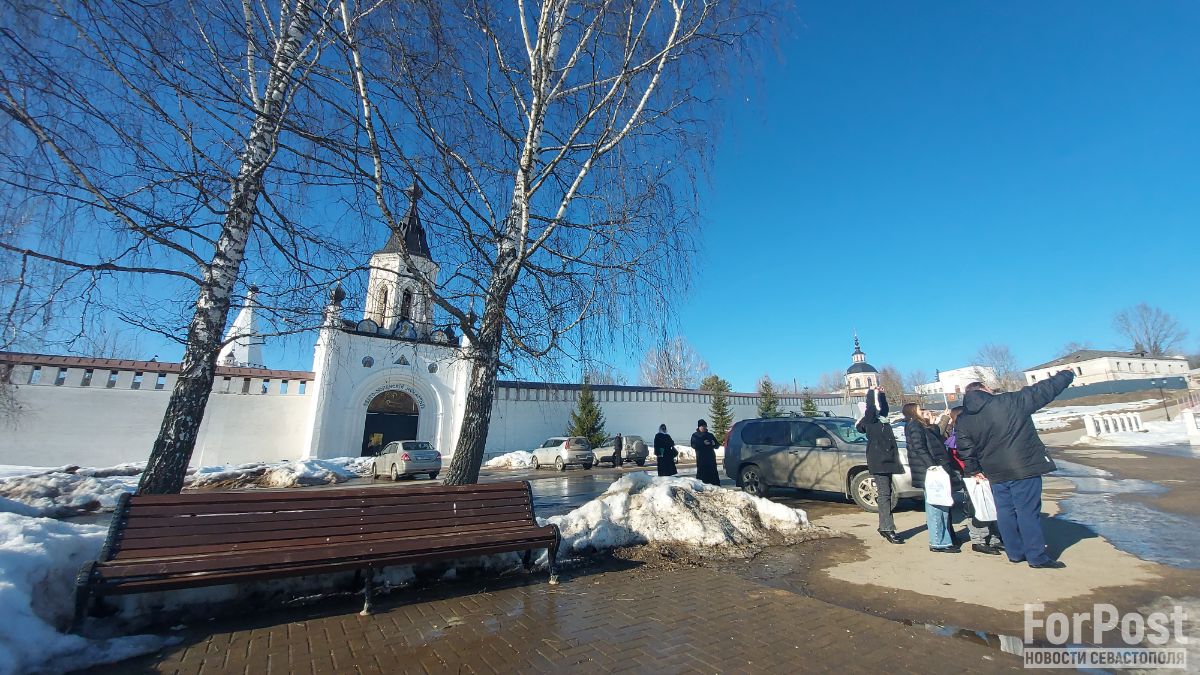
{"left": 915, "top": 365, "right": 998, "bottom": 396}
{"left": 0, "top": 182, "right": 862, "bottom": 469}
{"left": 1023, "top": 350, "right": 1190, "bottom": 386}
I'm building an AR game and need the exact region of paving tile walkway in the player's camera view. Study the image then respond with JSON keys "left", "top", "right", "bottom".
{"left": 96, "top": 561, "right": 1024, "bottom": 674}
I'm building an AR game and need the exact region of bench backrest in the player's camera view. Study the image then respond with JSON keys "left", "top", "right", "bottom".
{"left": 107, "top": 481, "right": 537, "bottom": 562}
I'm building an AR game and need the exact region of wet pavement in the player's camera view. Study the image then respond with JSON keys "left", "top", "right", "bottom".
{"left": 1054, "top": 458, "right": 1200, "bottom": 569}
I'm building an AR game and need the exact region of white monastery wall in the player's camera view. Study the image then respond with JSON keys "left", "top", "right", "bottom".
{"left": 1, "top": 363, "right": 312, "bottom": 468}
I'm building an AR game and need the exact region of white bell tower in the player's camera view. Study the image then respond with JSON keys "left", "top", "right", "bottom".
{"left": 363, "top": 179, "right": 439, "bottom": 337}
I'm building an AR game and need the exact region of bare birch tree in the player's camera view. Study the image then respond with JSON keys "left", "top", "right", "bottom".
{"left": 639, "top": 337, "right": 710, "bottom": 389}
{"left": 973, "top": 343, "right": 1022, "bottom": 391}
{"left": 0, "top": 0, "right": 375, "bottom": 493}
{"left": 1113, "top": 303, "right": 1188, "bottom": 357}
{"left": 339, "top": 0, "right": 773, "bottom": 483}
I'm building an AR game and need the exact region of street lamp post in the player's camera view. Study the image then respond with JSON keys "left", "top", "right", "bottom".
{"left": 1153, "top": 379, "right": 1172, "bottom": 422}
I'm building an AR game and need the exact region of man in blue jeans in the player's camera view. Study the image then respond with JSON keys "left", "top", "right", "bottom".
{"left": 955, "top": 369, "right": 1075, "bottom": 568}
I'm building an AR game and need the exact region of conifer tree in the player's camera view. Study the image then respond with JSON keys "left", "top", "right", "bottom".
{"left": 567, "top": 378, "right": 607, "bottom": 448}
{"left": 757, "top": 376, "right": 780, "bottom": 418}
{"left": 701, "top": 374, "right": 734, "bottom": 442}
{"left": 801, "top": 388, "right": 819, "bottom": 417}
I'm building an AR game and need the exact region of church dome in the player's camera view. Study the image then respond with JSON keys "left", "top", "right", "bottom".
{"left": 846, "top": 362, "right": 878, "bottom": 375}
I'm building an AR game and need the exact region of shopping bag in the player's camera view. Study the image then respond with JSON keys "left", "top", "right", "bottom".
{"left": 965, "top": 476, "right": 998, "bottom": 522}
{"left": 924, "top": 466, "right": 954, "bottom": 507}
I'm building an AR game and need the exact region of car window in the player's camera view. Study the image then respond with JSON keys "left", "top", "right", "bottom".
{"left": 383, "top": 442, "right": 399, "bottom": 454}
{"left": 403, "top": 441, "right": 433, "bottom": 452}
{"left": 790, "top": 422, "right": 829, "bottom": 447}
{"left": 743, "top": 420, "right": 790, "bottom": 446}
{"left": 815, "top": 419, "right": 868, "bottom": 444}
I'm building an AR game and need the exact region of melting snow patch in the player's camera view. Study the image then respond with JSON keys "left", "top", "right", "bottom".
{"left": 0, "top": 513, "right": 163, "bottom": 674}
{"left": 0, "top": 472, "right": 139, "bottom": 518}
{"left": 543, "top": 472, "right": 818, "bottom": 559}
{"left": 1034, "top": 399, "right": 1159, "bottom": 430}
{"left": 484, "top": 451, "right": 534, "bottom": 470}
{"left": 1074, "top": 419, "right": 1190, "bottom": 447}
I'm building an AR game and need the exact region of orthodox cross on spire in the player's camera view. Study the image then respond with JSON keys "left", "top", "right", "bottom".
{"left": 376, "top": 175, "right": 432, "bottom": 259}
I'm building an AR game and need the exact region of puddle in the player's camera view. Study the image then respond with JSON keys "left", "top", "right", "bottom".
{"left": 1055, "top": 460, "right": 1200, "bottom": 569}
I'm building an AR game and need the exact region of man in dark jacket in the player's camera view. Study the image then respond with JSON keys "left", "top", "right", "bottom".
{"left": 956, "top": 370, "right": 1074, "bottom": 568}
{"left": 613, "top": 433, "right": 624, "bottom": 467}
{"left": 691, "top": 420, "right": 721, "bottom": 486}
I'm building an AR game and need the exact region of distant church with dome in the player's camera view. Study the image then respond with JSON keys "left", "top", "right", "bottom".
{"left": 844, "top": 335, "right": 878, "bottom": 395}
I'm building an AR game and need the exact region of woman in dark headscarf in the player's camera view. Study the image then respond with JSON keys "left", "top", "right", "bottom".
{"left": 856, "top": 389, "right": 903, "bottom": 543}
{"left": 690, "top": 419, "right": 720, "bottom": 485}
{"left": 653, "top": 424, "right": 678, "bottom": 477}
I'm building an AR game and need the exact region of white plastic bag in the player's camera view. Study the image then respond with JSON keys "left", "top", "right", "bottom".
{"left": 924, "top": 466, "right": 954, "bottom": 507}
{"left": 965, "top": 476, "right": 998, "bottom": 522}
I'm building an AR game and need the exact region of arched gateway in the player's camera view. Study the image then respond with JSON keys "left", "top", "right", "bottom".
{"left": 361, "top": 390, "right": 419, "bottom": 456}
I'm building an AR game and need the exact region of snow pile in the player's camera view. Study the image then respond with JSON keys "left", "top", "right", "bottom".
{"left": 484, "top": 451, "right": 534, "bottom": 470}
{"left": 188, "top": 458, "right": 365, "bottom": 489}
{"left": 673, "top": 444, "right": 695, "bottom": 460}
{"left": 1075, "top": 419, "right": 1190, "bottom": 447}
{"left": 1034, "top": 399, "right": 1158, "bottom": 430}
{"left": 0, "top": 471, "right": 139, "bottom": 518}
{"left": 544, "top": 472, "right": 816, "bottom": 558}
{"left": 0, "top": 513, "right": 163, "bottom": 673}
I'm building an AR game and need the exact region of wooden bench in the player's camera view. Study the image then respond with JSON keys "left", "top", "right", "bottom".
{"left": 73, "top": 480, "right": 561, "bottom": 629}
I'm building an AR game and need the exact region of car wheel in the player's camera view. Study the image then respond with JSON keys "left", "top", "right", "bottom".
{"left": 370, "top": 463, "right": 377, "bottom": 479}
{"left": 429, "top": 472, "right": 439, "bottom": 480}
{"left": 531, "top": 456, "right": 540, "bottom": 470}
{"left": 850, "top": 471, "right": 898, "bottom": 513}
{"left": 583, "top": 463, "right": 593, "bottom": 470}
{"left": 739, "top": 464, "right": 767, "bottom": 497}
{"left": 555, "top": 457, "right": 565, "bottom": 472}
{"left": 390, "top": 464, "right": 400, "bottom": 481}
{"left": 635, "top": 459, "right": 645, "bottom": 467}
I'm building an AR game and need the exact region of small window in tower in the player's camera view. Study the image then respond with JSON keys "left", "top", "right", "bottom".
{"left": 280, "top": 380, "right": 289, "bottom": 394}
{"left": 222, "top": 376, "right": 232, "bottom": 393}
{"left": 28, "top": 366, "right": 41, "bottom": 384}
{"left": 131, "top": 372, "right": 144, "bottom": 390}
{"left": 261, "top": 378, "right": 270, "bottom": 394}
{"left": 400, "top": 290, "right": 413, "bottom": 321}
{"left": 106, "top": 370, "right": 119, "bottom": 388}
{"left": 380, "top": 287, "right": 389, "bottom": 316}
{"left": 298, "top": 381, "right": 307, "bottom": 395}
{"left": 241, "top": 377, "right": 251, "bottom": 394}
{"left": 155, "top": 373, "right": 167, "bottom": 390}
{"left": 54, "top": 367, "right": 68, "bottom": 386}
{"left": 81, "top": 369, "right": 94, "bottom": 387}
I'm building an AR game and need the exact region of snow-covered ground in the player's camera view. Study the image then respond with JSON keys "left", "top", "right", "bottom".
{"left": 544, "top": 472, "right": 814, "bottom": 558}
{"left": 0, "top": 513, "right": 164, "bottom": 673}
{"left": 1074, "top": 419, "right": 1190, "bottom": 447}
{"left": 483, "top": 450, "right": 534, "bottom": 470}
{"left": 1033, "top": 399, "right": 1159, "bottom": 431}
{"left": 0, "top": 457, "right": 376, "bottom": 517}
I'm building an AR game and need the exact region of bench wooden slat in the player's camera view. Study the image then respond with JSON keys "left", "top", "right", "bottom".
{"left": 119, "top": 497, "right": 532, "bottom": 533}
{"left": 96, "top": 540, "right": 549, "bottom": 595}
{"left": 125, "top": 488, "right": 531, "bottom": 517}
{"left": 112, "top": 521, "right": 541, "bottom": 560}
{"left": 114, "top": 512, "right": 540, "bottom": 556}
{"left": 98, "top": 525, "right": 557, "bottom": 578}
{"left": 135, "top": 481, "right": 525, "bottom": 505}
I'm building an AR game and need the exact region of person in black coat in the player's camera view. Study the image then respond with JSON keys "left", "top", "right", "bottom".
{"left": 653, "top": 424, "right": 678, "bottom": 477}
{"left": 613, "top": 433, "right": 624, "bottom": 467}
{"left": 904, "top": 403, "right": 958, "bottom": 553}
{"left": 690, "top": 419, "right": 720, "bottom": 486}
{"left": 855, "top": 389, "right": 902, "bottom": 543}
{"left": 956, "top": 370, "right": 1075, "bottom": 568}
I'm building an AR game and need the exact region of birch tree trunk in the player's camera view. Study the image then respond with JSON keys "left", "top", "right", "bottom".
{"left": 137, "top": 3, "right": 317, "bottom": 494}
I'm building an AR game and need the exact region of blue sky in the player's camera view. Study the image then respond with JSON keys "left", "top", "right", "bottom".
{"left": 621, "top": 1, "right": 1200, "bottom": 391}
{"left": 93, "top": 2, "right": 1198, "bottom": 392}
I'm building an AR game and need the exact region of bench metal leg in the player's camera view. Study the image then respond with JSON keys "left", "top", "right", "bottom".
{"left": 360, "top": 570, "right": 376, "bottom": 616}
{"left": 522, "top": 549, "right": 534, "bottom": 572}
{"left": 547, "top": 531, "right": 561, "bottom": 586}
{"left": 70, "top": 561, "right": 97, "bottom": 634}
